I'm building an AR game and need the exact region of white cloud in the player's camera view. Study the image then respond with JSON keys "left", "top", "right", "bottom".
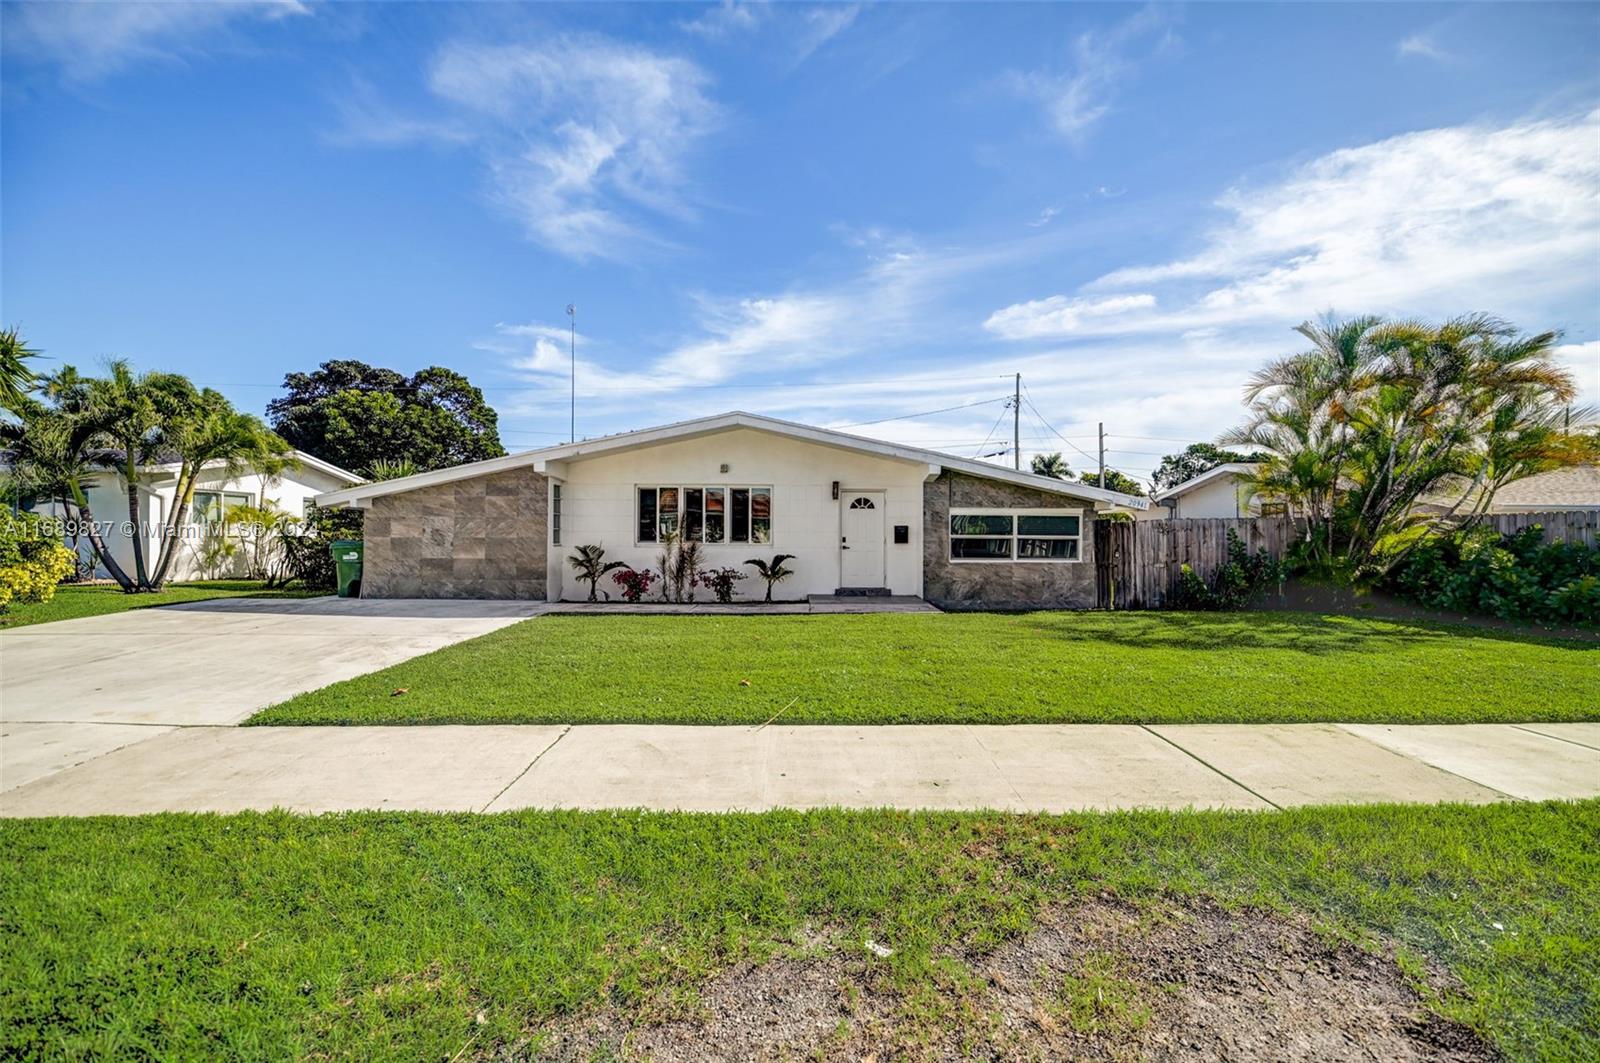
{"left": 792, "top": 4, "right": 861, "bottom": 66}
{"left": 985, "top": 293, "right": 1156, "bottom": 339}
{"left": 1027, "top": 207, "right": 1060, "bottom": 228}
{"left": 1397, "top": 32, "right": 1450, "bottom": 62}
{"left": 680, "top": 1, "right": 766, "bottom": 39}
{"left": 4, "top": 0, "right": 308, "bottom": 81}
{"left": 987, "top": 111, "right": 1600, "bottom": 339}
{"left": 1552, "top": 341, "right": 1600, "bottom": 404}
{"left": 337, "top": 36, "right": 718, "bottom": 261}
{"left": 1006, "top": 6, "right": 1176, "bottom": 143}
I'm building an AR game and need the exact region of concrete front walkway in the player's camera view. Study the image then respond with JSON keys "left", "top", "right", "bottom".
{"left": 2, "top": 722, "right": 1595, "bottom": 817}
{"left": 0, "top": 597, "right": 545, "bottom": 791}
{"left": 547, "top": 595, "right": 936, "bottom": 614}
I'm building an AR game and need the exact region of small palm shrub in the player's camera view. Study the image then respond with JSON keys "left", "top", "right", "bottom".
{"left": 1385, "top": 525, "right": 1599, "bottom": 626}
{"left": 1169, "top": 530, "right": 1286, "bottom": 610}
{"left": 746, "top": 554, "right": 796, "bottom": 602}
{"left": 568, "top": 544, "right": 626, "bottom": 602}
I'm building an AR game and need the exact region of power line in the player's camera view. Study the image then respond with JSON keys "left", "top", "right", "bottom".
{"left": 971, "top": 404, "right": 1012, "bottom": 459}
{"left": 1019, "top": 386, "right": 1099, "bottom": 465}
{"left": 835, "top": 395, "right": 1009, "bottom": 428}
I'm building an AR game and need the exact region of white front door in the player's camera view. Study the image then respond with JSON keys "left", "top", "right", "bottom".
{"left": 840, "top": 491, "right": 886, "bottom": 588}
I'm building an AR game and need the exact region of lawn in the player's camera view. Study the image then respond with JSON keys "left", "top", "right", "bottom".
{"left": 249, "top": 610, "right": 1599, "bottom": 726}
{"left": 2, "top": 802, "right": 1594, "bottom": 1059}
{"left": 0, "top": 580, "right": 322, "bottom": 629}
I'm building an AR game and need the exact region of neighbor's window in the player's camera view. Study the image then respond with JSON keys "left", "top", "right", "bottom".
{"left": 638, "top": 486, "right": 772, "bottom": 543}
{"left": 552, "top": 484, "right": 562, "bottom": 545}
{"left": 950, "top": 510, "right": 1081, "bottom": 562}
{"left": 190, "top": 491, "right": 253, "bottom": 526}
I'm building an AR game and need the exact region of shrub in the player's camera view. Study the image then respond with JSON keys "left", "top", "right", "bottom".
{"left": 1385, "top": 525, "right": 1599, "bottom": 627}
{"left": 1168, "top": 529, "right": 1287, "bottom": 611}
{"left": 699, "top": 566, "right": 746, "bottom": 603}
{"left": 611, "top": 567, "right": 655, "bottom": 603}
{"left": 0, "top": 511, "right": 76, "bottom": 612}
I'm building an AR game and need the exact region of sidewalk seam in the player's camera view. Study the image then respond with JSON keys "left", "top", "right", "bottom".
{"left": 1334, "top": 725, "right": 1523, "bottom": 801}
{"left": 1140, "top": 725, "right": 1282, "bottom": 811}
{"left": 1509, "top": 723, "right": 1600, "bottom": 753}
{"left": 479, "top": 726, "right": 571, "bottom": 813}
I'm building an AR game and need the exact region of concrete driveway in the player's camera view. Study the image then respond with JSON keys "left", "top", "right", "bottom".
{"left": 0, "top": 597, "right": 543, "bottom": 791}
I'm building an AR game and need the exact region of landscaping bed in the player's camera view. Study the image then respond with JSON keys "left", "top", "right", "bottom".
{"left": 0, "top": 580, "right": 321, "bottom": 629}
{"left": 247, "top": 610, "right": 1600, "bottom": 726}
{"left": 2, "top": 801, "right": 1593, "bottom": 1059}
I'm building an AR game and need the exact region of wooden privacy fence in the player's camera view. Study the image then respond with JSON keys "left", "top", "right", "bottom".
{"left": 1094, "top": 517, "right": 1300, "bottom": 610}
{"left": 1478, "top": 510, "right": 1598, "bottom": 548}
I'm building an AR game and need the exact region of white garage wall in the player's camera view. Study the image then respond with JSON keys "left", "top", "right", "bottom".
{"left": 548, "top": 427, "right": 931, "bottom": 601}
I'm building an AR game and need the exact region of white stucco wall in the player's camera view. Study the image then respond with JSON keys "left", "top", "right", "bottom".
{"left": 40, "top": 459, "right": 352, "bottom": 582}
{"left": 545, "top": 427, "right": 932, "bottom": 601}
{"left": 1165, "top": 475, "right": 1257, "bottom": 519}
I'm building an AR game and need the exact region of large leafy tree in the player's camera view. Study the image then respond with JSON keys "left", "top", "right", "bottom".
{"left": 268, "top": 361, "right": 505, "bottom": 475}
{"left": 1223, "top": 314, "right": 1598, "bottom": 576}
{"left": 1078, "top": 469, "right": 1147, "bottom": 497}
{"left": 1152, "top": 443, "right": 1267, "bottom": 489}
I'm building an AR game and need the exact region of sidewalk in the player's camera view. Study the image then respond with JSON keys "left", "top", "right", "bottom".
{"left": 2, "top": 722, "right": 1595, "bottom": 817}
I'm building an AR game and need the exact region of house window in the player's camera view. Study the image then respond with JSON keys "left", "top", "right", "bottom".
{"left": 190, "top": 491, "right": 253, "bottom": 526}
{"left": 949, "top": 510, "right": 1081, "bottom": 562}
{"left": 552, "top": 484, "right": 562, "bottom": 545}
{"left": 848, "top": 496, "right": 876, "bottom": 509}
{"left": 1259, "top": 502, "right": 1287, "bottom": 517}
{"left": 637, "top": 486, "right": 772, "bottom": 543}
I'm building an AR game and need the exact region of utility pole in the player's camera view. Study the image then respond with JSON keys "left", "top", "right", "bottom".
{"left": 565, "top": 303, "right": 576, "bottom": 443}
{"left": 1098, "top": 422, "right": 1106, "bottom": 488}
{"left": 1012, "top": 372, "right": 1021, "bottom": 471}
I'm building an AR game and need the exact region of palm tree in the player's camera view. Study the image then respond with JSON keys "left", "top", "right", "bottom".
{"left": 82, "top": 361, "right": 193, "bottom": 590}
{"left": 0, "top": 406, "right": 138, "bottom": 590}
{"left": 0, "top": 328, "right": 39, "bottom": 415}
{"left": 745, "top": 553, "right": 796, "bottom": 602}
{"left": 1030, "top": 452, "right": 1070, "bottom": 480}
{"left": 568, "top": 544, "right": 627, "bottom": 602}
{"left": 146, "top": 391, "right": 292, "bottom": 590}
{"left": 367, "top": 458, "right": 418, "bottom": 481}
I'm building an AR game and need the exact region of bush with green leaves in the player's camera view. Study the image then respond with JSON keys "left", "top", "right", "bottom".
{"left": 1168, "top": 529, "right": 1287, "bottom": 611}
{"left": 1385, "top": 524, "right": 1599, "bottom": 627}
{"left": 0, "top": 511, "right": 76, "bottom": 612}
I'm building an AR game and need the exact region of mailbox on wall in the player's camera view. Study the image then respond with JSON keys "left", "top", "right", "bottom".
{"left": 893, "top": 525, "right": 909, "bottom": 544}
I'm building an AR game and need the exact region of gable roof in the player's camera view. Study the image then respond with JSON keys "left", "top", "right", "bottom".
{"left": 1491, "top": 464, "right": 1600, "bottom": 510}
{"left": 1150, "top": 462, "right": 1258, "bottom": 504}
{"left": 141, "top": 450, "right": 365, "bottom": 485}
{"left": 314, "top": 410, "right": 1150, "bottom": 509}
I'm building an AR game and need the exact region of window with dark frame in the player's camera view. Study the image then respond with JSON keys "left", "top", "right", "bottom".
{"left": 552, "top": 484, "right": 562, "bottom": 545}
{"left": 636, "top": 486, "right": 772, "bottom": 543}
{"left": 949, "top": 511, "right": 1081, "bottom": 562}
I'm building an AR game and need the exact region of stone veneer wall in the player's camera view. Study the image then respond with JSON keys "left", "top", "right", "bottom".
{"left": 923, "top": 471, "right": 1096, "bottom": 610}
{"left": 360, "top": 466, "right": 548, "bottom": 599}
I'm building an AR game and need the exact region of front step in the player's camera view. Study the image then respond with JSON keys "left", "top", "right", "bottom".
{"left": 828, "top": 587, "right": 892, "bottom": 597}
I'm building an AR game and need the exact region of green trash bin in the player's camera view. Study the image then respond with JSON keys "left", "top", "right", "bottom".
{"left": 332, "top": 540, "right": 364, "bottom": 598}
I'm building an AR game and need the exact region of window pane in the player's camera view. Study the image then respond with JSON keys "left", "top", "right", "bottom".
{"left": 191, "top": 492, "right": 221, "bottom": 524}
{"left": 1018, "top": 515, "right": 1080, "bottom": 537}
{"left": 638, "top": 488, "right": 657, "bottom": 542}
{"left": 951, "top": 537, "right": 1013, "bottom": 559}
{"left": 224, "top": 492, "right": 253, "bottom": 510}
{"left": 731, "top": 489, "right": 750, "bottom": 543}
{"left": 684, "top": 488, "right": 704, "bottom": 541}
{"left": 658, "top": 487, "right": 679, "bottom": 538}
{"left": 750, "top": 488, "right": 771, "bottom": 544}
{"left": 1018, "top": 537, "right": 1079, "bottom": 559}
{"left": 951, "top": 513, "right": 1012, "bottom": 536}
{"left": 704, "top": 488, "right": 725, "bottom": 543}
{"left": 552, "top": 485, "right": 562, "bottom": 545}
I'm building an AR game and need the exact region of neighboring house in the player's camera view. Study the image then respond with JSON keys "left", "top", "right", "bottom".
{"left": 313, "top": 411, "right": 1149, "bottom": 608}
{"left": 1484, "top": 464, "right": 1600, "bottom": 513}
{"left": 1147, "top": 463, "right": 1280, "bottom": 519}
{"left": 35, "top": 451, "right": 363, "bottom": 581}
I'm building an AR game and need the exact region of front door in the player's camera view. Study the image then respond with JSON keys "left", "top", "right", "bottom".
{"left": 840, "top": 491, "right": 886, "bottom": 588}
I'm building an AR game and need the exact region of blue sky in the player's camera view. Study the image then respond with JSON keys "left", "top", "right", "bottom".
{"left": 3, "top": 1, "right": 1598, "bottom": 483}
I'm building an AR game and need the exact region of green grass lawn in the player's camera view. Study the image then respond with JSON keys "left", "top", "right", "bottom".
{"left": 249, "top": 610, "right": 1599, "bottom": 726}
{"left": 0, "top": 580, "right": 322, "bottom": 629}
{"left": 2, "top": 802, "right": 1594, "bottom": 1060}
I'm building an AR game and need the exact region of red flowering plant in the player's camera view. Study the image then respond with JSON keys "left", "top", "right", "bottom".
{"left": 611, "top": 566, "right": 656, "bottom": 603}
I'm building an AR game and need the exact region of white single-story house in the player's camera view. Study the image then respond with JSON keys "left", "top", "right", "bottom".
{"left": 36, "top": 450, "right": 363, "bottom": 581}
{"left": 1147, "top": 463, "right": 1280, "bottom": 519}
{"left": 313, "top": 411, "right": 1149, "bottom": 608}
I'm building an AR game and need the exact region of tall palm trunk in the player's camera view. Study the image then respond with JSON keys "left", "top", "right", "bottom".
{"left": 71, "top": 491, "right": 136, "bottom": 591}
{"left": 147, "top": 468, "right": 196, "bottom": 590}
{"left": 125, "top": 471, "right": 150, "bottom": 591}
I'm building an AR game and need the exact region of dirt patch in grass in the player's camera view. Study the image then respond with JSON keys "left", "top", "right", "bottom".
{"left": 519, "top": 897, "right": 1494, "bottom": 1062}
